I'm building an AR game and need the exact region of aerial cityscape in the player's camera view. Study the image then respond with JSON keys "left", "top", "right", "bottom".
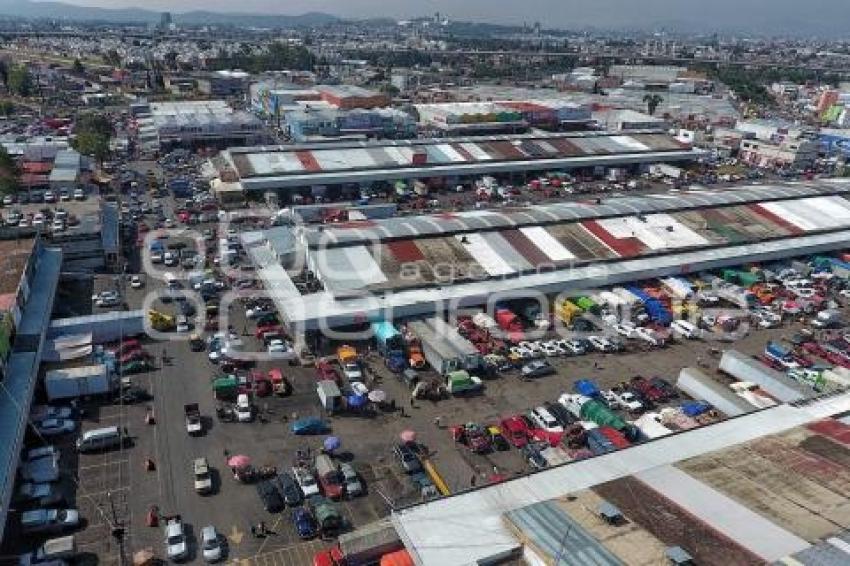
{"left": 3, "top": 1, "right": 850, "bottom": 565}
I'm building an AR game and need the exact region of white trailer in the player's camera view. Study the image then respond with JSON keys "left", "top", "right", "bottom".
{"left": 632, "top": 412, "right": 673, "bottom": 439}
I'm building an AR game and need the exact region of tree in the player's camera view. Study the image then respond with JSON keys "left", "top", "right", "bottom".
{"left": 72, "top": 58, "right": 85, "bottom": 74}
{"left": 643, "top": 93, "right": 663, "bottom": 116}
{"left": 72, "top": 131, "right": 110, "bottom": 163}
{"left": 7, "top": 65, "right": 33, "bottom": 97}
{"left": 0, "top": 145, "right": 19, "bottom": 196}
{"left": 103, "top": 49, "right": 122, "bottom": 68}
{"left": 0, "top": 101, "right": 14, "bottom": 116}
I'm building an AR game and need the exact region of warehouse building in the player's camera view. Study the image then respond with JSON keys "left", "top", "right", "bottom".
{"left": 211, "top": 130, "right": 698, "bottom": 201}
{"left": 197, "top": 69, "right": 250, "bottom": 97}
{"left": 416, "top": 100, "right": 592, "bottom": 134}
{"left": 284, "top": 106, "right": 417, "bottom": 142}
{"left": 739, "top": 138, "right": 818, "bottom": 169}
{"left": 133, "top": 100, "right": 265, "bottom": 153}
{"left": 250, "top": 180, "right": 850, "bottom": 333}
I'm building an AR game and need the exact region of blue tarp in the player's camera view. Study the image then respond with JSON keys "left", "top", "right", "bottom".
{"left": 574, "top": 379, "right": 600, "bottom": 397}
{"left": 680, "top": 400, "right": 712, "bottom": 417}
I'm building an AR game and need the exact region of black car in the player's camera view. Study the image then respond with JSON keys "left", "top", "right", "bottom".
{"left": 178, "top": 301, "right": 196, "bottom": 316}
{"left": 275, "top": 472, "right": 303, "bottom": 507}
{"left": 543, "top": 401, "right": 575, "bottom": 427}
{"left": 649, "top": 376, "right": 678, "bottom": 399}
{"left": 393, "top": 444, "right": 422, "bottom": 474}
{"left": 521, "top": 443, "right": 548, "bottom": 470}
{"left": 256, "top": 480, "right": 284, "bottom": 512}
{"left": 113, "top": 386, "right": 152, "bottom": 404}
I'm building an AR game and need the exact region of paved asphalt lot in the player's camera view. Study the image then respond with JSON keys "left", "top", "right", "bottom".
{"left": 44, "top": 306, "right": 810, "bottom": 565}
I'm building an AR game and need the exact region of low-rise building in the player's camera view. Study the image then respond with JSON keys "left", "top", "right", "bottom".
{"left": 197, "top": 70, "right": 250, "bottom": 97}
{"left": 739, "top": 138, "right": 818, "bottom": 169}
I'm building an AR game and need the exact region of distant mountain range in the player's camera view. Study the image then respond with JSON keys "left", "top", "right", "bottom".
{"left": 0, "top": 0, "right": 339, "bottom": 27}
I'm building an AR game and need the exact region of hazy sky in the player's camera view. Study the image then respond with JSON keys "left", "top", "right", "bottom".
{"left": 34, "top": 0, "right": 848, "bottom": 30}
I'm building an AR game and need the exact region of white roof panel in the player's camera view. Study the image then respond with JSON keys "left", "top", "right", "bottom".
{"left": 456, "top": 233, "right": 515, "bottom": 276}
{"left": 520, "top": 226, "right": 576, "bottom": 261}
{"left": 460, "top": 142, "right": 493, "bottom": 161}
{"left": 611, "top": 135, "right": 652, "bottom": 152}
{"left": 436, "top": 144, "right": 467, "bottom": 163}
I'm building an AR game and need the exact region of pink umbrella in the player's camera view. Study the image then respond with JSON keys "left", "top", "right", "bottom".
{"left": 400, "top": 430, "right": 416, "bottom": 443}
{"left": 227, "top": 455, "right": 251, "bottom": 468}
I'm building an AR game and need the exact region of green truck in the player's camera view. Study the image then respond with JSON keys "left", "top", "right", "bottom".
{"left": 446, "top": 370, "right": 483, "bottom": 395}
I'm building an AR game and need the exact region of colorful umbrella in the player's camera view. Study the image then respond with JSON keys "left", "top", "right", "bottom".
{"left": 400, "top": 430, "right": 416, "bottom": 443}
{"left": 367, "top": 389, "right": 387, "bottom": 403}
{"left": 323, "top": 436, "right": 341, "bottom": 452}
{"left": 227, "top": 454, "right": 251, "bottom": 468}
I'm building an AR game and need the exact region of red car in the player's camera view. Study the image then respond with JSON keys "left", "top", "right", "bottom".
{"left": 450, "top": 423, "right": 491, "bottom": 453}
{"left": 120, "top": 349, "right": 150, "bottom": 364}
{"left": 499, "top": 416, "right": 530, "bottom": 448}
{"left": 802, "top": 342, "right": 827, "bottom": 358}
{"left": 630, "top": 376, "right": 666, "bottom": 403}
{"left": 255, "top": 324, "right": 284, "bottom": 339}
{"left": 112, "top": 339, "right": 141, "bottom": 357}
{"left": 315, "top": 360, "right": 340, "bottom": 383}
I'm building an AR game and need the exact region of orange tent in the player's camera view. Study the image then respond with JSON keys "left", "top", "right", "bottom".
{"left": 380, "top": 549, "right": 414, "bottom": 566}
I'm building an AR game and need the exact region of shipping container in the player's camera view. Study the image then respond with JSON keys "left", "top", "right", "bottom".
{"left": 677, "top": 367, "right": 754, "bottom": 417}
{"left": 718, "top": 350, "right": 810, "bottom": 403}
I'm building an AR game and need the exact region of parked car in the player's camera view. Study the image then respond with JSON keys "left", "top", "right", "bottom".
{"left": 290, "top": 416, "right": 326, "bottom": 435}
{"left": 20, "top": 508, "right": 80, "bottom": 534}
{"left": 193, "top": 457, "right": 213, "bottom": 495}
{"left": 522, "top": 443, "right": 548, "bottom": 470}
{"left": 256, "top": 480, "right": 284, "bottom": 512}
{"left": 520, "top": 360, "right": 555, "bottom": 379}
{"left": 499, "top": 416, "right": 530, "bottom": 448}
{"left": 200, "top": 525, "right": 224, "bottom": 562}
{"left": 34, "top": 418, "right": 76, "bottom": 437}
{"left": 292, "top": 508, "right": 318, "bottom": 539}
{"left": 527, "top": 406, "right": 563, "bottom": 433}
{"left": 291, "top": 466, "right": 320, "bottom": 497}
{"left": 339, "top": 463, "right": 363, "bottom": 497}
{"left": 15, "top": 482, "right": 66, "bottom": 507}
{"left": 393, "top": 443, "right": 422, "bottom": 474}
{"left": 164, "top": 518, "right": 189, "bottom": 561}
{"left": 274, "top": 472, "right": 303, "bottom": 506}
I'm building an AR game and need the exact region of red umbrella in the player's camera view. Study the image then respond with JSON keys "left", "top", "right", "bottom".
{"left": 400, "top": 430, "right": 416, "bottom": 443}
{"left": 227, "top": 455, "right": 251, "bottom": 468}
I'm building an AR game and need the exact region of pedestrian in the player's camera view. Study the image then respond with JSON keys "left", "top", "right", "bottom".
{"left": 250, "top": 525, "right": 256, "bottom": 537}
{"left": 593, "top": 361, "right": 599, "bottom": 369}
{"left": 259, "top": 521, "right": 266, "bottom": 535}
{"left": 433, "top": 416, "right": 442, "bottom": 428}
{"left": 400, "top": 407, "right": 406, "bottom": 418}
{"left": 470, "top": 475, "right": 477, "bottom": 487}
{"left": 410, "top": 396, "right": 415, "bottom": 408}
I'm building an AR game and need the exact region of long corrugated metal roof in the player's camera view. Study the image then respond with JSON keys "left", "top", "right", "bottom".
{"left": 305, "top": 183, "right": 850, "bottom": 247}
{"left": 504, "top": 501, "right": 623, "bottom": 566}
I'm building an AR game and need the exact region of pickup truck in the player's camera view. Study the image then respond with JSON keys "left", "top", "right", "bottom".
{"left": 184, "top": 403, "right": 203, "bottom": 435}
{"left": 336, "top": 345, "right": 363, "bottom": 382}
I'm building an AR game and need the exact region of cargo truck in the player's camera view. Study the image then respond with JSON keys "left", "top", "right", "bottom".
{"left": 311, "top": 518, "right": 402, "bottom": 566}
{"left": 559, "top": 394, "right": 639, "bottom": 441}
{"left": 317, "top": 380, "right": 342, "bottom": 413}
{"left": 408, "top": 318, "right": 481, "bottom": 376}
{"left": 729, "top": 381, "right": 778, "bottom": 409}
{"left": 45, "top": 365, "right": 114, "bottom": 401}
{"left": 371, "top": 321, "right": 406, "bottom": 372}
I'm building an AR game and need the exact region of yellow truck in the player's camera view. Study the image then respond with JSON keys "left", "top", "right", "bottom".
{"left": 149, "top": 309, "right": 175, "bottom": 332}
{"left": 336, "top": 345, "right": 363, "bottom": 382}
{"left": 555, "top": 299, "right": 582, "bottom": 325}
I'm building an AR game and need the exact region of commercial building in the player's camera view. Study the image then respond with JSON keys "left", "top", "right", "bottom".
{"left": 48, "top": 149, "right": 82, "bottom": 190}
{"left": 250, "top": 180, "right": 850, "bottom": 333}
{"left": 197, "top": 70, "right": 251, "bottom": 97}
{"left": 315, "top": 85, "right": 390, "bottom": 110}
{"left": 739, "top": 138, "right": 818, "bottom": 169}
{"left": 133, "top": 100, "right": 265, "bottom": 153}
{"left": 212, "top": 130, "right": 698, "bottom": 200}
{"left": 416, "top": 100, "right": 592, "bottom": 134}
{"left": 0, "top": 238, "right": 62, "bottom": 541}
{"left": 593, "top": 109, "right": 669, "bottom": 132}
{"left": 284, "top": 107, "right": 417, "bottom": 142}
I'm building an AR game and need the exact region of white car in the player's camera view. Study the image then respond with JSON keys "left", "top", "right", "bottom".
{"left": 541, "top": 340, "right": 565, "bottom": 356}
{"left": 527, "top": 406, "right": 563, "bottom": 433}
{"left": 245, "top": 305, "right": 271, "bottom": 319}
{"left": 165, "top": 519, "right": 189, "bottom": 561}
{"left": 201, "top": 525, "right": 223, "bottom": 562}
{"left": 587, "top": 335, "right": 616, "bottom": 352}
{"left": 613, "top": 322, "right": 637, "bottom": 338}
{"left": 51, "top": 219, "right": 64, "bottom": 232}
{"left": 176, "top": 315, "right": 190, "bottom": 333}
{"left": 519, "top": 341, "right": 544, "bottom": 355}
{"left": 44, "top": 190, "right": 56, "bottom": 203}
{"left": 600, "top": 390, "right": 620, "bottom": 409}
{"left": 130, "top": 275, "right": 144, "bottom": 289}
{"left": 163, "top": 252, "right": 178, "bottom": 266}
{"left": 193, "top": 457, "right": 213, "bottom": 494}
{"left": 235, "top": 394, "right": 252, "bottom": 422}
{"left": 558, "top": 339, "right": 586, "bottom": 355}
{"left": 35, "top": 418, "right": 76, "bottom": 437}
{"left": 150, "top": 250, "right": 164, "bottom": 263}
{"left": 292, "top": 466, "right": 320, "bottom": 497}
{"left": 509, "top": 345, "right": 535, "bottom": 359}
{"left": 93, "top": 290, "right": 121, "bottom": 308}
{"left": 616, "top": 391, "right": 644, "bottom": 413}
{"left": 73, "top": 188, "right": 85, "bottom": 200}
{"left": 20, "top": 508, "right": 80, "bottom": 534}
{"left": 634, "top": 327, "right": 663, "bottom": 346}
{"left": 267, "top": 339, "right": 289, "bottom": 354}
{"left": 33, "top": 213, "right": 45, "bottom": 228}
{"left": 164, "top": 218, "right": 175, "bottom": 228}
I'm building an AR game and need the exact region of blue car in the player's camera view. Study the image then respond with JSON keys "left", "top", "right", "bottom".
{"left": 290, "top": 417, "right": 327, "bottom": 435}
{"left": 293, "top": 508, "right": 318, "bottom": 539}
